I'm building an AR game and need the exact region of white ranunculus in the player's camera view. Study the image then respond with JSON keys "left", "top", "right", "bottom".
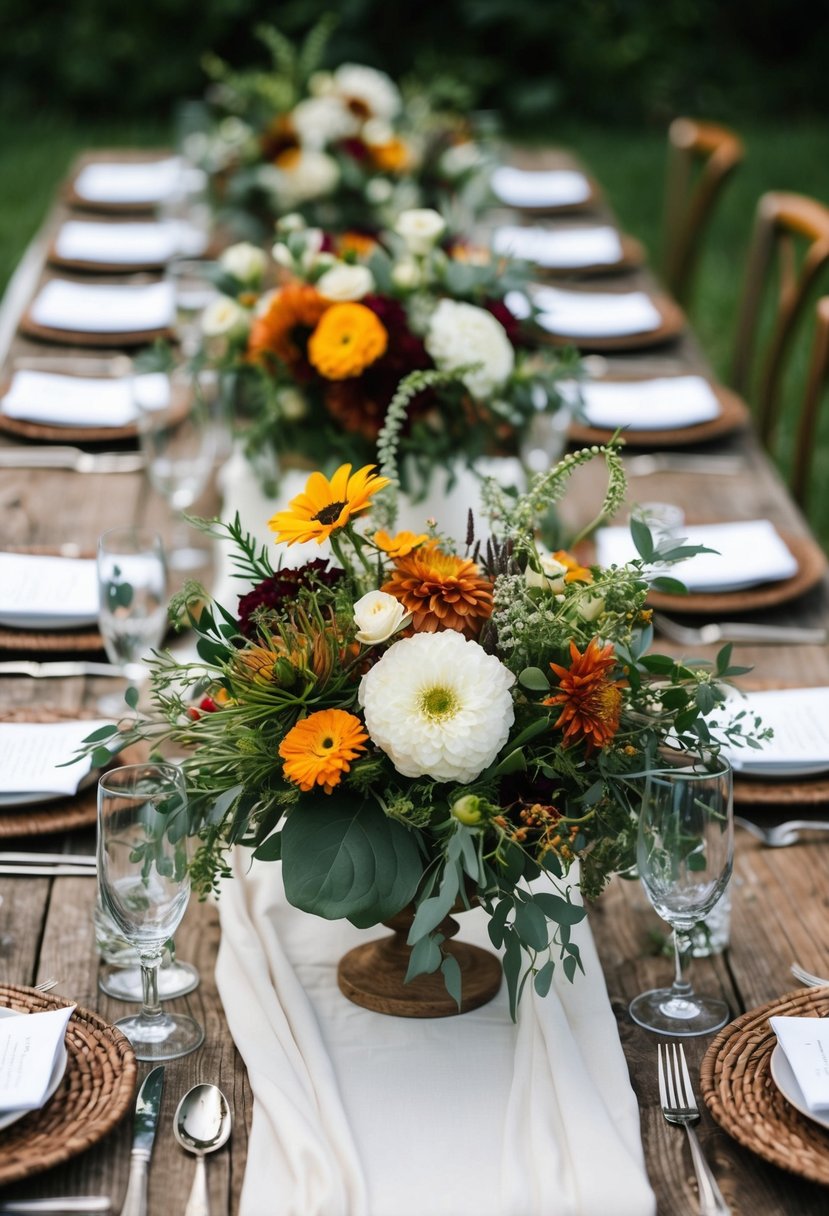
{"left": 353, "top": 591, "right": 411, "bottom": 645}
{"left": 395, "top": 208, "right": 446, "bottom": 256}
{"left": 200, "top": 295, "right": 249, "bottom": 338}
{"left": 316, "top": 262, "right": 375, "bottom": 302}
{"left": 219, "top": 242, "right": 268, "bottom": 286}
{"left": 425, "top": 299, "right": 515, "bottom": 400}
{"left": 275, "top": 212, "right": 306, "bottom": 235}
{"left": 277, "top": 388, "right": 308, "bottom": 421}
{"left": 525, "top": 550, "right": 570, "bottom": 594}
{"left": 391, "top": 258, "right": 422, "bottom": 290}
{"left": 365, "top": 178, "right": 393, "bottom": 205}
{"left": 361, "top": 118, "right": 394, "bottom": 147}
{"left": 270, "top": 150, "right": 340, "bottom": 206}
{"left": 291, "top": 95, "right": 357, "bottom": 149}
{"left": 333, "top": 63, "right": 401, "bottom": 121}
{"left": 359, "top": 631, "right": 515, "bottom": 784}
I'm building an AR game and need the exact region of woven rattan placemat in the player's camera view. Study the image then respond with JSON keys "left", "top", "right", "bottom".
{"left": 0, "top": 984, "right": 137, "bottom": 1185}
{"left": 701, "top": 986, "right": 829, "bottom": 1186}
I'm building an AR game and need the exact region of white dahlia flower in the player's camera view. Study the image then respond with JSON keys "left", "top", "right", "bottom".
{"left": 333, "top": 63, "right": 401, "bottom": 121}
{"left": 358, "top": 631, "right": 515, "bottom": 784}
{"left": 395, "top": 208, "right": 446, "bottom": 256}
{"left": 425, "top": 299, "right": 515, "bottom": 400}
{"left": 269, "top": 150, "right": 340, "bottom": 206}
{"left": 316, "top": 262, "right": 375, "bottom": 302}
{"left": 219, "top": 242, "right": 267, "bottom": 286}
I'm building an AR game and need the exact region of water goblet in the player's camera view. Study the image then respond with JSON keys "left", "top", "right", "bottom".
{"left": 96, "top": 527, "right": 167, "bottom": 716}
{"left": 628, "top": 749, "right": 734, "bottom": 1036}
{"left": 165, "top": 258, "right": 220, "bottom": 357}
{"left": 97, "top": 762, "right": 204, "bottom": 1061}
{"left": 94, "top": 894, "right": 200, "bottom": 1002}
{"left": 133, "top": 364, "right": 218, "bottom": 571}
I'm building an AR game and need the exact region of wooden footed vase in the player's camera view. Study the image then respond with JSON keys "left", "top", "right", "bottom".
{"left": 337, "top": 905, "right": 502, "bottom": 1018}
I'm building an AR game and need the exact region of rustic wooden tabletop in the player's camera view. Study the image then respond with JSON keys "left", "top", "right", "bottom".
{"left": 0, "top": 149, "right": 827, "bottom": 1215}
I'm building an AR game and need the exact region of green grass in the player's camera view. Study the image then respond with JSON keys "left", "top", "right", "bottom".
{"left": 3, "top": 115, "right": 829, "bottom": 539}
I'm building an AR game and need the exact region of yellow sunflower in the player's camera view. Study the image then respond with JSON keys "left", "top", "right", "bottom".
{"left": 374, "top": 529, "right": 429, "bottom": 558}
{"left": 268, "top": 463, "right": 391, "bottom": 546}
{"left": 279, "top": 708, "right": 368, "bottom": 794}
{"left": 308, "top": 303, "right": 388, "bottom": 380}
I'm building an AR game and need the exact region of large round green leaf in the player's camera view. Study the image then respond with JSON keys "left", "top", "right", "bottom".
{"left": 281, "top": 795, "right": 423, "bottom": 928}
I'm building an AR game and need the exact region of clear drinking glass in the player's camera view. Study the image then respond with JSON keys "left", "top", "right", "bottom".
{"left": 94, "top": 895, "right": 200, "bottom": 1002}
{"left": 164, "top": 258, "right": 220, "bottom": 357}
{"left": 96, "top": 527, "right": 167, "bottom": 716}
{"left": 133, "top": 365, "right": 218, "bottom": 571}
{"left": 97, "top": 762, "right": 204, "bottom": 1061}
{"left": 629, "top": 749, "right": 734, "bottom": 1036}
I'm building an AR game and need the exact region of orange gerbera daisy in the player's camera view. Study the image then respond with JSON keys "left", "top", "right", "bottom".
{"left": 553, "top": 550, "right": 594, "bottom": 584}
{"left": 308, "top": 303, "right": 388, "bottom": 380}
{"left": 269, "top": 463, "right": 391, "bottom": 546}
{"left": 248, "top": 283, "right": 330, "bottom": 365}
{"left": 382, "top": 542, "right": 493, "bottom": 638}
{"left": 544, "top": 637, "right": 625, "bottom": 754}
{"left": 374, "top": 529, "right": 428, "bottom": 558}
{"left": 279, "top": 708, "right": 368, "bottom": 794}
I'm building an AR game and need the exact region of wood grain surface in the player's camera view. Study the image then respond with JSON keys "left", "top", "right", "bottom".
{"left": 0, "top": 147, "right": 827, "bottom": 1215}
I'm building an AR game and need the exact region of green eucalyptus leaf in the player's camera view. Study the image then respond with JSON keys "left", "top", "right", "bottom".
{"left": 519, "top": 666, "right": 550, "bottom": 692}
{"left": 408, "top": 862, "right": 460, "bottom": 943}
{"left": 533, "top": 959, "right": 555, "bottom": 997}
{"left": 514, "top": 897, "right": 550, "bottom": 951}
{"left": 405, "top": 932, "right": 443, "bottom": 982}
{"left": 532, "top": 891, "right": 587, "bottom": 926}
{"left": 84, "top": 724, "right": 120, "bottom": 743}
{"left": 440, "top": 954, "right": 463, "bottom": 1010}
{"left": 253, "top": 832, "right": 283, "bottom": 861}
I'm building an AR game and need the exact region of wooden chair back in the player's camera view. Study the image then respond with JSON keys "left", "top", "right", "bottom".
{"left": 662, "top": 117, "right": 744, "bottom": 306}
{"left": 791, "top": 296, "right": 829, "bottom": 509}
{"left": 731, "top": 192, "right": 829, "bottom": 446}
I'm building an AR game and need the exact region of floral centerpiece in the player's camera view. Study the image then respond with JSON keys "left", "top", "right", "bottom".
{"left": 90, "top": 436, "right": 761, "bottom": 1016}
{"left": 200, "top": 210, "right": 575, "bottom": 502}
{"left": 189, "top": 19, "right": 491, "bottom": 239}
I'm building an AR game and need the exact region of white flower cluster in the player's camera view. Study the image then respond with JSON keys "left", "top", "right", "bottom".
{"left": 425, "top": 299, "right": 515, "bottom": 400}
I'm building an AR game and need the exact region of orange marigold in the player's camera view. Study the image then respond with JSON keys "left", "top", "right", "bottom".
{"left": 248, "top": 283, "right": 330, "bottom": 365}
{"left": 308, "top": 303, "right": 388, "bottom": 380}
{"left": 382, "top": 542, "right": 493, "bottom": 638}
{"left": 279, "top": 708, "right": 368, "bottom": 794}
{"left": 374, "top": 529, "right": 428, "bottom": 558}
{"left": 544, "top": 637, "right": 626, "bottom": 754}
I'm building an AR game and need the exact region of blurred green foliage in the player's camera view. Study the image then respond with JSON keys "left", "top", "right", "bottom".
{"left": 1, "top": 0, "right": 827, "bottom": 126}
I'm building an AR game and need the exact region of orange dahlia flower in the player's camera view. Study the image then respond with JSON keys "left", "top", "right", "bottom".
{"left": 374, "top": 529, "right": 428, "bottom": 558}
{"left": 248, "top": 283, "right": 330, "bottom": 365}
{"left": 268, "top": 462, "right": 391, "bottom": 546}
{"left": 382, "top": 542, "right": 493, "bottom": 638}
{"left": 544, "top": 637, "right": 625, "bottom": 754}
{"left": 308, "top": 302, "right": 388, "bottom": 380}
{"left": 279, "top": 708, "right": 368, "bottom": 794}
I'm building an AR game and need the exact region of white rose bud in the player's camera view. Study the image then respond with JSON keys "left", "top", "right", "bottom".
{"left": 219, "top": 242, "right": 268, "bottom": 286}
{"left": 353, "top": 591, "right": 411, "bottom": 645}
{"left": 271, "top": 242, "right": 295, "bottom": 269}
{"left": 577, "top": 591, "right": 605, "bottom": 622}
{"left": 278, "top": 387, "right": 308, "bottom": 421}
{"left": 525, "top": 551, "right": 569, "bottom": 594}
{"left": 395, "top": 208, "right": 446, "bottom": 256}
{"left": 200, "top": 295, "right": 250, "bottom": 339}
{"left": 317, "top": 262, "right": 375, "bottom": 301}
{"left": 391, "top": 258, "right": 421, "bottom": 290}
{"left": 276, "top": 213, "right": 306, "bottom": 235}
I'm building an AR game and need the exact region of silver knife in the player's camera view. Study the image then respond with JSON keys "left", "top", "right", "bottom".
{"left": 0, "top": 1200, "right": 111, "bottom": 1214}
{"left": 0, "top": 661, "right": 123, "bottom": 679}
{"left": 0, "top": 448, "right": 145, "bottom": 474}
{"left": 119, "top": 1066, "right": 164, "bottom": 1216}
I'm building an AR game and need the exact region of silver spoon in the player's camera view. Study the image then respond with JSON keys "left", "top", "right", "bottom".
{"left": 174, "top": 1084, "right": 232, "bottom": 1216}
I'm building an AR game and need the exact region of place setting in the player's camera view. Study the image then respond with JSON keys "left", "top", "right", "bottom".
{"left": 507, "top": 281, "right": 687, "bottom": 349}
{"left": 18, "top": 277, "right": 175, "bottom": 347}
{"left": 490, "top": 218, "right": 645, "bottom": 275}
{"left": 64, "top": 154, "right": 185, "bottom": 212}
{"left": 47, "top": 217, "right": 209, "bottom": 274}
{"left": 0, "top": 355, "right": 148, "bottom": 443}
{"left": 489, "top": 162, "right": 599, "bottom": 213}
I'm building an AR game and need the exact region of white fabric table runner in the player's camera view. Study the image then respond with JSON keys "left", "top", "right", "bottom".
{"left": 215, "top": 856, "right": 655, "bottom": 1216}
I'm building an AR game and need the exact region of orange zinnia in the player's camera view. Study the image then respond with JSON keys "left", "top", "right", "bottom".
{"left": 544, "top": 637, "right": 625, "bottom": 754}
{"left": 279, "top": 709, "right": 368, "bottom": 794}
{"left": 374, "top": 529, "right": 428, "bottom": 558}
{"left": 382, "top": 542, "right": 493, "bottom": 638}
{"left": 308, "top": 303, "right": 388, "bottom": 380}
{"left": 269, "top": 462, "right": 391, "bottom": 546}
{"left": 248, "top": 283, "right": 330, "bottom": 365}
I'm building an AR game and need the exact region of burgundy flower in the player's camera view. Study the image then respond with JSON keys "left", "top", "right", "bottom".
{"left": 484, "top": 297, "right": 523, "bottom": 347}
{"left": 237, "top": 560, "right": 343, "bottom": 638}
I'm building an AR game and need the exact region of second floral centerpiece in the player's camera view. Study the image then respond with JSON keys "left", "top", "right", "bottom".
{"left": 92, "top": 439, "right": 759, "bottom": 1017}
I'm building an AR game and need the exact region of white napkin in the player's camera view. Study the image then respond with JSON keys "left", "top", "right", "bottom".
{"left": 0, "top": 552, "right": 99, "bottom": 628}
{"left": 491, "top": 167, "right": 592, "bottom": 209}
{"left": 559, "top": 376, "right": 722, "bottom": 430}
{"left": 0, "top": 369, "right": 168, "bottom": 428}
{"left": 215, "top": 856, "right": 655, "bottom": 1216}
{"left": 29, "top": 280, "right": 174, "bottom": 334}
{"left": 493, "top": 225, "right": 623, "bottom": 269}
{"left": 0, "top": 1005, "right": 75, "bottom": 1112}
{"left": 770, "top": 1017, "right": 829, "bottom": 1111}
{"left": 0, "top": 720, "right": 110, "bottom": 805}
{"left": 522, "top": 287, "right": 662, "bottom": 339}
{"left": 595, "top": 520, "right": 798, "bottom": 592}
{"left": 72, "top": 157, "right": 182, "bottom": 205}
{"left": 721, "top": 687, "right": 829, "bottom": 776}
{"left": 54, "top": 220, "right": 206, "bottom": 265}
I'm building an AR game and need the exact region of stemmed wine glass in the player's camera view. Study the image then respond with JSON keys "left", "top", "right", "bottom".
{"left": 133, "top": 364, "right": 218, "bottom": 571}
{"left": 97, "top": 762, "right": 204, "bottom": 1061}
{"left": 628, "top": 749, "right": 734, "bottom": 1036}
{"left": 164, "top": 259, "right": 219, "bottom": 357}
{"left": 96, "top": 526, "right": 167, "bottom": 717}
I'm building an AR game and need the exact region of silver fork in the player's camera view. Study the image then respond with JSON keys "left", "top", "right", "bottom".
{"left": 624, "top": 453, "right": 745, "bottom": 477}
{"left": 791, "top": 962, "right": 829, "bottom": 988}
{"left": 0, "top": 447, "right": 145, "bottom": 474}
{"left": 735, "top": 816, "right": 829, "bottom": 847}
{"left": 34, "top": 977, "right": 59, "bottom": 993}
{"left": 658, "top": 1042, "right": 731, "bottom": 1216}
{"left": 652, "top": 612, "right": 827, "bottom": 647}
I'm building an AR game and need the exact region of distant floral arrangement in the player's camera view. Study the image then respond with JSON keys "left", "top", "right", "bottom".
{"left": 89, "top": 444, "right": 763, "bottom": 1013}
{"left": 198, "top": 210, "right": 575, "bottom": 489}
{"left": 188, "top": 19, "right": 491, "bottom": 236}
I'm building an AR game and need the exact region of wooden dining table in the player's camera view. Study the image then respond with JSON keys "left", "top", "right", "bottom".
{"left": 0, "top": 149, "right": 828, "bottom": 1215}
